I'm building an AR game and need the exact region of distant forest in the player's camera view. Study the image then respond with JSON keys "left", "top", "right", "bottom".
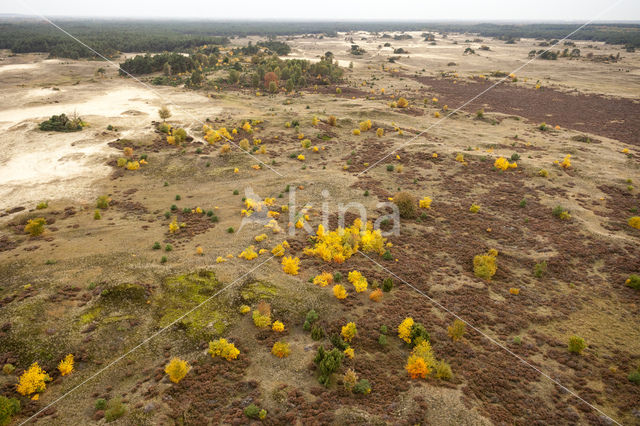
{"left": 0, "top": 19, "right": 639, "bottom": 59}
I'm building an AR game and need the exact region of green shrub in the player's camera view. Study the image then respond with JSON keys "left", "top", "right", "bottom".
{"left": 534, "top": 261, "right": 547, "bottom": 278}
{"left": 382, "top": 278, "right": 393, "bottom": 292}
{"left": 333, "top": 272, "right": 342, "bottom": 282}
{"left": 0, "top": 396, "right": 20, "bottom": 426}
{"left": 378, "top": 334, "right": 387, "bottom": 346}
{"left": 409, "top": 322, "right": 430, "bottom": 346}
{"left": 152, "top": 242, "right": 161, "bottom": 250}
{"left": 95, "top": 398, "right": 107, "bottom": 410}
{"left": 96, "top": 195, "right": 110, "bottom": 209}
{"left": 353, "top": 379, "right": 371, "bottom": 394}
{"left": 311, "top": 324, "right": 325, "bottom": 341}
{"left": 629, "top": 370, "right": 640, "bottom": 385}
{"left": 626, "top": 274, "right": 640, "bottom": 290}
{"left": 36, "top": 201, "right": 48, "bottom": 210}
{"left": 244, "top": 404, "right": 260, "bottom": 419}
{"left": 568, "top": 336, "right": 586, "bottom": 354}
{"left": 314, "top": 346, "right": 344, "bottom": 386}
{"left": 104, "top": 399, "right": 125, "bottom": 422}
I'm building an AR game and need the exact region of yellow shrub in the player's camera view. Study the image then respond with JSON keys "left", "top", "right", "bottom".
{"left": 208, "top": 338, "right": 240, "bottom": 361}
{"left": 24, "top": 218, "right": 46, "bottom": 236}
{"left": 629, "top": 216, "right": 640, "bottom": 229}
{"left": 168, "top": 217, "right": 179, "bottom": 233}
{"left": 419, "top": 197, "right": 432, "bottom": 209}
{"left": 238, "top": 246, "right": 258, "bottom": 260}
{"left": 341, "top": 322, "right": 357, "bottom": 342}
{"left": 271, "top": 244, "right": 286, "bottom": 257}
{"left": 348, "top": 270, "right": 368, "bottom": 292}
{"left": 126, "top": 161, "right": 140, "bottom": 170}
{"left": 344, "top": 347, "right": 354, "bottom": 359}
{"left": 167, "top": 135, "right": 176, "bottom": 145}
{"left": 313, "top": 272, "right": 333, "bottom": 287}
{"left": 281, "top": 256, "right": 300, "bottom": 275}
{"left": 255, "top": 234, "right": 268, "bottom": 242}
{"left": 559, "top": 154, "right": 571, "bottom": 169}
{"left": 333, "top": 284, "right": 347, "bottom": 299}
{"left": 17, "top": 362, "right": 51, "bottom": 396}
{"left": 538, "top": 169, "right": 549, "bottom": 177}
{"left": 398, "top": 317, "right": 414, "bottom": 343}
{"left": 58, "top": 354, "right": 74, "bottom": 376}
{"left": 447, "top": 319, "right": 466, "bottom": 341}
{"left": 473, "top": 249, "right": 498, "bottom": 280}
{"left": 271, "top": 341, "right": 290, "bottom": 358}
{"left": 359, "top": 120, "right": 372, "bottom": 132}
{"left": 494, "top": 157, "right": 517, "bottom": 171}
{"left": 272, "top": 321, "right": 285, "bottom": 332}
{"left": 123, "top": 147, "right": 133, "bottom": 157}
{"left": 242, "top": 121, "right": 252, "bottom": 132}
{"left": 469, "top": 203, "right": 481, "bottom": 213}
{"left": 252, "top": 310, "right": 271, "bottom": 329}
{"left": 376, "top": 128, "right": 384, "bottom": 137}
{"left": 328, "top": 115, "right": 337, "bottom": 126}
{"left": 396, "top": 97, "right": 409, "bottom": 108}
{"left": 165, "top": 357, "right": 190, "bottom": 383}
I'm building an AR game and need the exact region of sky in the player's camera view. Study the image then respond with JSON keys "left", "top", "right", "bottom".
{"left": 3, "top": 0, "right": 640, "bottom": 22}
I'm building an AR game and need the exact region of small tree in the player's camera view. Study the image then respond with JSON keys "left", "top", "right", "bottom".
{"left": 314, "top": 346, "right": 344, "bottom": 386}
{"left": 568, "top": 336, "right": 586, "bottom": 354}
{"left": 158, "top": 106, "right": 171, "bottom": 122}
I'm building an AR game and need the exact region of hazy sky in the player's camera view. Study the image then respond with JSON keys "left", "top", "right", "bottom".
{"left": 4, "top": 0, "right": 640, "bottom": 21}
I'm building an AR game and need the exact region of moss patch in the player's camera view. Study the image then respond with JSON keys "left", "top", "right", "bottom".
{"left": 153, "top": 270, "right": 236, "bottom": 340}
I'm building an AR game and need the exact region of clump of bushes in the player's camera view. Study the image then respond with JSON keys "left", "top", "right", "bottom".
{"left": 39, "top": 113, "right": 85, "bottom": 132}
{"left": 244, "top": 404, "right": 267, "bottom": 420}
{"left": 552, "top": 205, "right": 571, "bottom": 220}
{"left": 314, "top": 346, "right": 344, "bottom": 386}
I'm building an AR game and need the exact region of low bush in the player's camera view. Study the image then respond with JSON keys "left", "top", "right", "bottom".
{"left": 568, "top": 335, "right": 586, "bottom": 354}
{"left": 393, "top": 192, "right": 417, "bottom": 219}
